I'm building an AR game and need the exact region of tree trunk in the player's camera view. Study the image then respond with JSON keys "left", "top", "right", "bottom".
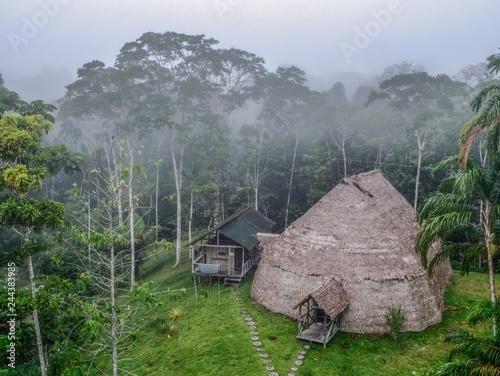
{"left": 108, "top": 200, "right": 118, "bottom": 376}
{"left": 414, "top": 147, "right": 422, "bottom": 210}
{"left": 128, "top": 145, "right": 135, "bottom": 291}
{"left": 155, "top": 162, "right": 160, "bottom": 243}
{"left": 330, "top": 122, "right": 351, "bottom": 179}
{"left": 110, "top": 242, "right": 118, "bottom": 376}
{"left": 189, "top": 190, "right": 194, "bottom": 259}
{"left": 155, "top": 139, "right": 162, "bottom": 243}
{"left": 414, "top": 128, "right": 427, "bottom": 211}
{"left": 169, "top": 128, "right": 184, "bottom": 267}
{"left": 285, "top": 136, "right": 299, "bottom": 228}
{"left": 482, "top": 202, "right": 497, "bottom": 337}
{"left": 28, "top": 253, "right": 47, "bottom": 376}
{"left": 106, "top": 139, "right": 126, "bottom": 275}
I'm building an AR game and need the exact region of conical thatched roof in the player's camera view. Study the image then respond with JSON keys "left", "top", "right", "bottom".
{"left": 250, "top": 169, "right": 452, "bottom": 333}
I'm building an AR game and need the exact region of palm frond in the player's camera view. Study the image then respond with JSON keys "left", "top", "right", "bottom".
{"left": 435, "top": 242, "right": 486, "bottom": 276}
{"left": 434, "top": 155, "right": 461, "bottom": 176}
{"left": 416, "top": 211, "right": 472, "bottom": 270}
{"left": 471, "top": 364, "right": 500, "bottom": 376}
{"left": 417, "top": 192, "right": 473, "bottom": 224}
{"left": 431, "top": 358, "right": 478, "bottom": 376}
{"left": 471, "top": 82, "right": 500, "bottom": 112}
{"left": 459, "top": 121, "right": 483, "bottom": 168}
{"left": 466, "top": 301, "right": 500, "bottom": 327}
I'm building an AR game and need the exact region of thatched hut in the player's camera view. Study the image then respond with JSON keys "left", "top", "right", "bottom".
{"left": 250, "top": 169, "right": 452, "bottom": 334}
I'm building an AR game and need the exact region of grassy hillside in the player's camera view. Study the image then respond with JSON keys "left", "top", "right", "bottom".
{"left": 90, "top": 249, "right": 498, "bottom": 375}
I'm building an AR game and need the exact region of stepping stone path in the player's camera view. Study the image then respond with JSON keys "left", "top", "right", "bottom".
{"left": 234, "top": 286, "right": 311, "bottom": 376}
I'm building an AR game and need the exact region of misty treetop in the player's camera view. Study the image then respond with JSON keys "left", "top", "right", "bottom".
{"left": 53, "top": 32, "right": 484, "bottom": 241}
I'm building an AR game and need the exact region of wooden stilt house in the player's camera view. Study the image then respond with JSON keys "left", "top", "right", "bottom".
{"left": 293, "top": 279, "right": 349, "bottom": 347}
{"left": 190, "top": 207, "right": 275, "bottom": 285}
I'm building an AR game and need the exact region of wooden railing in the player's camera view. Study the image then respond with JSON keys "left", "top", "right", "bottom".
{"left": 192, "top": 253, "right": 206, "bottom": 273}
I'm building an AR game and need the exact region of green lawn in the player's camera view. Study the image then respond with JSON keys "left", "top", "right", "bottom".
{"left": 89, "top": 249, "right": 499, "bottom": 376}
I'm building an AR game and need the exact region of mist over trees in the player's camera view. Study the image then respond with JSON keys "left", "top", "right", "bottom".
{"left": 0, "top": 30, "right": 494, "bottom": 375}
{"left": 51, "top": 34, "right": 479, "bottom": 238}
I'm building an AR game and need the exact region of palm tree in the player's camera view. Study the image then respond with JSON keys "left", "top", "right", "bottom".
{"left": 430, "top": 301, "right": 500, "bottom": 376}
{"left": 415, "top": 154, "right": 500, "bottom": 335}
{"left": 459, "top": 52, "right": 500, "bottom": 166}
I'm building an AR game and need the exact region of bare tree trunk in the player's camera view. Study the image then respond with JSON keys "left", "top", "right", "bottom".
{"left": 330, "top": 121, "right": 352, "bottom": 179}
{"left": 285, "top": 136, "right": 299, "bottom": 228}
{"left": 51, "top": 176, "right": 55, "bottom": 200}
{"left": 155, "top": 162, "right": 160, "bottom": 243}
{"left": 28, "top": 252, "right": 47, "bottom": 376}
{"left": 110, "top": 237, "right": 118, "bottom": 376}
{"left": 189, "top": 190, "right": 194, "bottom": 259}
{"left": 155, "top": 139, "right": 162, "bottom": 243}
{"left": 414, "top": 128, "right": 428, "bottom": 210}
{"left": 414, "top": 148, "right": 422, "bottom": 210}
{"left": 128, "top": 144, "right": 136, "bottom": 291}
{"left": 88, "top": 187, "right": 91, "bottom": 269}
{"left": 106, "top": 139, "right": 125, "bottom": 275}
{"left": 169, "top": 128, "right": 184, "bottom": 267}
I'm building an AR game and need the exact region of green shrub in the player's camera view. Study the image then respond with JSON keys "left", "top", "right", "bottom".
{"left": 384, "top": 304, "right": 405, "bottom": 342}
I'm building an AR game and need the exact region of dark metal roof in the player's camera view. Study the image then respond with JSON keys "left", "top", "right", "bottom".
{"left": 189, "top": 207, "right": 275, "bottom": 251}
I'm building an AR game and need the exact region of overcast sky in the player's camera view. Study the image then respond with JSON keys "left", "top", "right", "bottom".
{"left": 1, "top": 0, "right": 499, "bottom": 102}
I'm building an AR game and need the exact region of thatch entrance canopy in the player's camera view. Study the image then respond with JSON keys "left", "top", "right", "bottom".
{"left": 293, "top": 279, "right": 349, "bottom": 318}
{"left": 250, "top": 169, "right": 452, "bottom": 334}
{"left": 293, "top": 279, "right": 349, "bottom": 347}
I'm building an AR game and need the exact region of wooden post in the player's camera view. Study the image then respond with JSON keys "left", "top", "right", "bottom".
{"left": 241, "top": 249, "right": 244, "bottom": 276}
{"left": 323, "top": 308, "right": 327, "bottom": 346}
{"left": 298, "top": 304, "right": 302, "bottom": 334}
{"left": 193, "top": 274, "right": 198, "bottom": 311}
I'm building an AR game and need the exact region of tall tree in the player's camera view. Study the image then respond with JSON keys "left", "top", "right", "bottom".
{"left": 0, "top": 112, "right": 69, "bottom": 376}
{"left": 459, "top": 51, "right": 500, "bottom": 166}
{"left": 368, "top": 72, "right": 468, "bottom": 208}
{"left": 254, "top": 66, "right": 317, "bottom": 227}
{"left": 415, "top": 154, "right": 500, "bottom": 336}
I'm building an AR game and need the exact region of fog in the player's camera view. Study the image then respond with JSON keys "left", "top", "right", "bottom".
{"left": 1, "top": 0, "right": 499, "bottom": 102}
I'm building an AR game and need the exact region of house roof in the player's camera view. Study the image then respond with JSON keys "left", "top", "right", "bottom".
{"left": 250, "top": 169, "right": 452, "bottom": 333}
{"left": 293, "top": 278, "right": 349, "bottom": 317}
{"left": 189, "top": 207, "right": 275, "bottom": 251}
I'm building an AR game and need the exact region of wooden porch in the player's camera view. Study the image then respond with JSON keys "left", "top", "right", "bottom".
{"left": 294, "top": 283, "right": 347, "bottom": 348}
{"left": 192, "top": 245, "right": 256, "bottom": 285}
{"left": 296, "top": 305, "right": 341, "bottom": 348}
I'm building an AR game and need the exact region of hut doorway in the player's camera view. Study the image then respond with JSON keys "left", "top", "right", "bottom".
{"left": 234, "top": 248, "right": 243, "bottom": 272}
{"left": 292, "top": 279, "right": 349, "bottom": 348}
